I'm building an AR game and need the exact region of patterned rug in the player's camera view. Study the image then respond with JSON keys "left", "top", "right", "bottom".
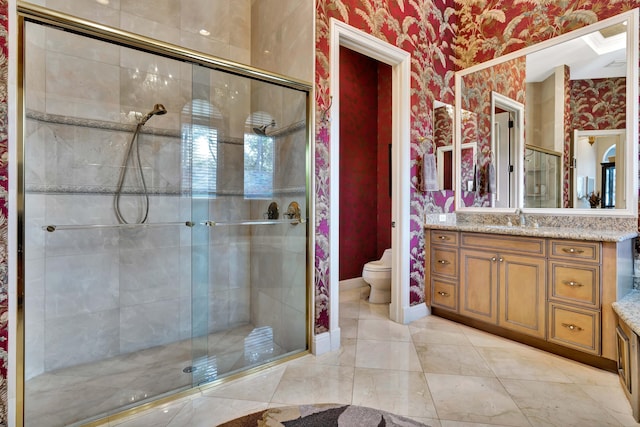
{"left": 217, "top": 403, "right": 430, "bottom": 426}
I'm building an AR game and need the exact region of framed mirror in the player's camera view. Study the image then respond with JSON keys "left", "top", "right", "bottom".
{"left": 454, "top": 9, "right": 638, "bottom": 216}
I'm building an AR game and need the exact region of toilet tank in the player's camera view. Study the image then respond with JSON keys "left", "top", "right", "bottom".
{"left": 380, "top": 249, "right": 392, "bottom": 266}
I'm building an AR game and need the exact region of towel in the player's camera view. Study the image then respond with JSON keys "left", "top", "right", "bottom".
{"left": 422, "top": 153, "right": 439, "bottom": 191}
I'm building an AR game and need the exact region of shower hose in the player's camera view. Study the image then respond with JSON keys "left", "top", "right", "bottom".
{"left": 113, "top": 122, "right": 150, "bottom": 224}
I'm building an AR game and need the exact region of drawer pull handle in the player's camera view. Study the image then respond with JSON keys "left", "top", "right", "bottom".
{"left": 438, "top": 235, "right": 449, "bottom": 240}
{"left": 437, "top": 291, "right": 450, "bottom": 297}
{"left": 438, "top": 259, "right": 450, "bottom": 265}
{"left": 561, "top": 323, "right": 583, "bottom": 332}
{"left": 499, "top": 257, "right": 504, "bottom": 262}
{"left": 562, "top": 247, "right": 584, "bottom": 254}
{"left": 491, "top": 257, "right": 497, "bottom": 262}
{"left": 562, "top": 280, "right": 583, "bottom": 287}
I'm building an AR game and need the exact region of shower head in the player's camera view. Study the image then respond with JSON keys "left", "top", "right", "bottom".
{"left": 253, "top": 120, "right": 276, "bottom": 136}
{"left": 139, "top": 103, "right": 167, "bottom": 125}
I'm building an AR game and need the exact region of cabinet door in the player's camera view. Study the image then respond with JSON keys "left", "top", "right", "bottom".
{"left": 498, "top": 253, "right": 546, "bottom": 339}
{"left": 460, "top": 249, "right": 498, "bottom": 323}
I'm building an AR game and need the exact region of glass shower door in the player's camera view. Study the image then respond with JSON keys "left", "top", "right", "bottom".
{"left": 186, "top": 64, "right": 309, "bottom": 386}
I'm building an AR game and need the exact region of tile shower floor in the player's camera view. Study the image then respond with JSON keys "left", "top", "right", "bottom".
{"left": 41, "top": 286, "right": 640, "bottom": 427}
{"left": 25, "top": 324, "right": 288, "bottom": 427}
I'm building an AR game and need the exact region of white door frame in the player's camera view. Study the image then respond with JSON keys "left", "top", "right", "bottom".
{"left": 319, "top": 19, "right": 422, "bottom": 353}
{"left": 491, "top": 91, "right": 525, "bottom": 209}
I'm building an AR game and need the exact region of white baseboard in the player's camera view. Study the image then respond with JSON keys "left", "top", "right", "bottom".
{"left": 312, "top": 332, "right": 331, "bottom": 355}
{"left": 339, "top": 277, "right": 367, "bottom": 290}
{"left": 402, "top": 302, "right": 429, "bottom": 324}
{"left": 311, "top": 327, "right": 341, "bottom": 355}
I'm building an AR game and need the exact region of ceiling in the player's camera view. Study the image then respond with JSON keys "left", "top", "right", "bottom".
{"left": 526, "top": 23, "right": 627, "bottom": 82}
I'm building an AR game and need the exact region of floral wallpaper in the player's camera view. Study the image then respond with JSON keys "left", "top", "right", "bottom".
{"left": 0, "top": 0, "right": 7, "bottom": 421}
{"left": 570, "top": 77, "right": 627, "bottom": 131}
{"left": 452, "top": 0, "right": 636, "bottom": 67}
{"left": 564, "top": 65, "right": 572, "bottom": 208}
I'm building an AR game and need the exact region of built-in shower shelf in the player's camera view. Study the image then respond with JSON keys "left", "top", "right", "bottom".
{"left": 42, "top": 218, "right": 306, "bottom": 232}
{"left": 203, "top": 218, "right": 306, "bottom": 227}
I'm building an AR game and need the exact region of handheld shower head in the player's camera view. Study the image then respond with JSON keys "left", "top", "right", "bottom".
{"left": 253, "top": 120, "right": 276, "bottom": 136}
{"left": 139, "top": 103, "right": 167, "bottom": 125}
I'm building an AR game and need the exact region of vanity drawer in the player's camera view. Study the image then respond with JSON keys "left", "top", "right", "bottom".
{"left": 430, "top": 230, "right": 458, "bottom": 246}
{"left": 548, "top": 261, "right": 600, "bottom": 308}
{"left": 548, "top": 303, "right": 600, "bottom": 355}
{"left": 460, "top": 233, "right": 545, "bottom": 256}
{"left": 430, "top": 247, "right": 458, "bottom": 278}
{"left": 549, "top": 240, "right": 600, "bottom": 263}
{"left": 432, "top": 279, "right": 457, "bottom": 311}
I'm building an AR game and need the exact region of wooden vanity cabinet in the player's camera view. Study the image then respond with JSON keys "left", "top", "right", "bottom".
{"left": 426, "top": 229, "right": 634, "bottom": 368}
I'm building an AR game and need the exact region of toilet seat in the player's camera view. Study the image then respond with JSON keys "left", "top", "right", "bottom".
{"left": 363, "top": 260, "right": 390, "bottom": 272}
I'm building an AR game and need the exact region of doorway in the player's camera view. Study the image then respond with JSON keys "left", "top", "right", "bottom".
{"left": 338, "top": 46, "right": 392, "bottom": 285}
{"left": 318, "top": 18, "right": 423, "bottom": 355}
{"left": 491, "top": 92, "right": 524, "bottom": 208}
{"left": 572, "top": 129, "right": 626, "bottom": 209}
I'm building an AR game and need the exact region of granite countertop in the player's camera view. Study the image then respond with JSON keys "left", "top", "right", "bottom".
{"left": 425, "top": 223, "right": 637, "bottom": 242}
{"left": 613, "top": 290, "right": 640, "bottom": 336}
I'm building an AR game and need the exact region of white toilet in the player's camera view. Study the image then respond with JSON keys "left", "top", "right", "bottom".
{"left": 362, "top": 248, "right": 392, "bottom": 304}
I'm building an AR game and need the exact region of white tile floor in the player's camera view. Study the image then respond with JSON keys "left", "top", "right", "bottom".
{"left": 99, "top": 286, "right": 640, "bottom": 427}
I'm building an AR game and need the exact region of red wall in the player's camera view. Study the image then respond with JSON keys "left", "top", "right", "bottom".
{"left": 339, "top": 47, "right": 391, "bottom": 280}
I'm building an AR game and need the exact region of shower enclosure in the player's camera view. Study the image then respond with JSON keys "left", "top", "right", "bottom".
{"left": 19, "top": 8, "right": 310, "bottom": 427}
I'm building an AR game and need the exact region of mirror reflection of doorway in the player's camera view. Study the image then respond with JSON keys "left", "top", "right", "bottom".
{"left": 491, "top": 92, "right": 524, "bottom": 208}
{"left": 572, "top": 129, "right": 625, "bottom": 209}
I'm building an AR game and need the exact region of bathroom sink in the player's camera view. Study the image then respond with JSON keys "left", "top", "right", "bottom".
{"left": 483, "top": 225, "right": 517, "bottom": 230}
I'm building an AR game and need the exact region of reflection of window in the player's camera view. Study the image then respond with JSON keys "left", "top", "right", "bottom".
{"left": 244, "top": 133, "right": 274, "bottom": 198}
{"left": 244, "top": 112, "right": 275, "bottom": 198}
{"left": 182, "top": 100, "right": 220, "bottom": 197}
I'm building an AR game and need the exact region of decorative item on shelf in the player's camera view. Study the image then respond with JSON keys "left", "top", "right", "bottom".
{"left": 266, "top": 201, "right": 279, "bottom": 219}
{"left": 284, "top": 201, "right": 302, "bottom": 225}
{"left": 588, "top": 191, "right": 601, "bottom": 208}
